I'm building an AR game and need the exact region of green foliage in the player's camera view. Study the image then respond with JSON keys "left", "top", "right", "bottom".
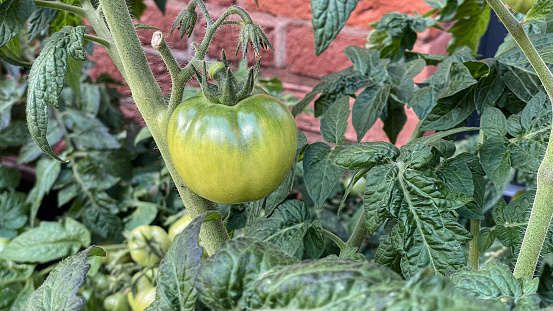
{"left": 22, "top": 247, "right": 104, "bottom": 311}
{"left": 450, "top": 260, "right": 541, "bottom": 309}
{"left": 26, "top": 26, "right": 87, "bottom": 161}
{"left": 0, "top": 218, "right": 90, "bottom": 263}
{"left": 310, "top": 0, "right": 359, "bottom": 55}
{"left": 4, "top": 0, "right": 553, "bottom": 309}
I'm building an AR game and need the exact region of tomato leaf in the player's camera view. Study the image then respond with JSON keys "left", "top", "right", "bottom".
{"left": 477, "top": 228, "right": 496, "bottom": 253}
{"left": 479, "top": 136, "right": 511, "bottom": 186}
{"left": 364, "top": 165, "right": 399, "bottom": 233}
{"left": 22, "top": 246, "right": 102, "bottom": 311}
{"left": 0, "top": 120, "right": 29, "bottom": 146}
{"left": 352, "top": 84, "right": 391, "bottom": 141}
{"left": 367, "top": 163, "right": 473, "bottom": 277}
{"left": 18, "top": 124, "right": 64, "bottom": 164}
{"left": 0, "top": 218, "right": 90, "bottom": 263}
{"left": 320, "top": 95, "right": 350, "bottom": 144}
{"left": 447, "top": 0, "right": 491, "bottom": 54}
{"left": 0, "top": 0, "right": 35, "bottom": 47}
{"left": 310, "top": 0, "right": 359, "bottom": 55}
{"left": 420, "top": 86, "right": 476, "bottom": 131}
{"left": 83, "top": 193, "right": 124, "bottom": 243}
{"left": 450, "top": 260, "right": 540, "bottom": 309}
{"left": 334, "top": 141, "right": 399, "bottom": 170}
{"left": 26, "top": 26, "right": 87, "bottom": 161}
{"left": 499, "top": 63, "right": 543, "bottom": 102}
{"left": 492, "top": 191, "right": 553, "bottom": 255}
{"left": 382, "top": 97, "right": 407, "bottom": 144}
{"left": 153, "top": 0, "right": 167, "bottom": 13}
{"left": 302, "top": 142, "right": 346, "bottom": 207}
{"left": 408, "top": 49, "right": 474, "bottom": 119}
{"left": 27, "top": 158, "right": 61, "bottom": 225}
{"left": 526, "top": 0, "right": 553, "bottom": 21}
{"left": 246, "top": 200, "right": 324, "bottom": 259}
{"left": 0, "top": 261, "right": 35, "bottom": 311}
{"left": 145, "top": 213, "right": 209, "bottom": 311}
{"left": 0, "top": 192, "right": 28, "bottom": 239}
{"left": 238, "top": 257, "right": 402, "bottom": 309}
{"left": 0, "top": 165, "right": 21, "bottom": 189}
{"left": 27, "top": 5, "right": 57, "bottom": 42}
{"left": 195, "top": 237, "right": 298, "bottom": 310}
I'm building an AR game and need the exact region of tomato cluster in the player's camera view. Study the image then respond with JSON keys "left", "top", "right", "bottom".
{"left": 78, "top": 214, "right": 201, "bottom": 311}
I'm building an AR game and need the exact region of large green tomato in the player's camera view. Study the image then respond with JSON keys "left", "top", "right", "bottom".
{"left": 127, "top": 286, "right": 156, "bottom": 311}
{"left": 127, "top": 225, "right": 170, "bottom": 266}
{"left": 167, "top": 93, "right": 297, "bottom": 204}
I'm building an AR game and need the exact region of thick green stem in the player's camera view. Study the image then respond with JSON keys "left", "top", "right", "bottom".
{"left": 80, "top": 0, "right": 127, "bottom": 82}
{"left": 98, "top": 0, "right": 228, "bottom": 255}
{"left": 321, "top": 228, "right": 347, "bottom": 250}
{"left": 485, "top": 0, "right": 553, "bottom": 279}
{"left": 34, "top": 0, "right": 86, "bottom": 16}
{"left": 468, "top": 130, "right": 486, "bottom": 269}
{"left": 345, "top": 209, "right": 368, "bottom": 250}
{"left": 468, "top": 219, "right": 481, "bottom": 269}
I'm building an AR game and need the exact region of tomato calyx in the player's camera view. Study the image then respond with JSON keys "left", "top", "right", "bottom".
{"left": 193, "top": 50, "right": 260, "bottom": 106}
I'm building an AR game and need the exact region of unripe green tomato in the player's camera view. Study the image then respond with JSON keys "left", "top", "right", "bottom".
{"left": 0, "top": 238, "right": 9, "bottom": 253}
{"left": 343, "top": 176, "right": 366, "bottom": 197}
{"left": 131, "top": 268, "right": 158, "bottom": 291}
{"left": 128, "top": 225, "right": 171, "bottom": 266}
{"left": 168, "top": 215, "right": 208, "bottom": 259}
{"left": 503, "top": 0, "right": 536, "bottom": 13}
{"left": 94, "top": 273, "right": 110, "bottom": 292}
{"left": 104, "top": 293, "right": 131, "bottom": 311}
{"left": 127, "top": 287, "right": 156, "bottom": 311}
{"left": 168, "top": 215, "right": 193, "bottom": 241}
{"left": 105, "top": 248, "right": 132, "bottom": 265}
{"left": 167, "top": 93, "right": 297, "bottom": 204}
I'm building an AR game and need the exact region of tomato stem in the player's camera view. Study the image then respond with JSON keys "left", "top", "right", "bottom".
{"left": 345, "top": 209, "right": 368, "bottom": 250}
{"left": 98, "top": 0, "right": 230, "bottom": 255}
{"left": 321, "top": 228, "right": 346, "bottom": 250}
{"left": 34, "top": 0, "right": 86, "bottom": 16}
{"left": 151, "top": 31, "right": 181, "bottom": 87}
{"left": 485, "top": 0, "right": 553, "bottom": 279}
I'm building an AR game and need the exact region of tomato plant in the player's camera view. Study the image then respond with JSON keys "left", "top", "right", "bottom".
{"left": 168, "top": 92, "right": 297, "bottom": 204}
{"left": 3, "top": 0, "right": 553, "bottom": 309}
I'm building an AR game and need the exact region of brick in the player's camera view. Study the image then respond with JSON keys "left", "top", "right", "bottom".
{"left": 286, "top": 23, "right": 367, "bottom": 78}
{"left": 88, "top": 46, "right": 130, "bottom": 96}
{"left": 136, "top": 1, "right": 188, "bottom": 52}
{"left": 241, "top": 0, "right": 311, "bottom": 20}
{"left": 171, "top": 0, "right": 237, "bottom": 7}
{"left": 346, "top": 0, "right": 432, "bottom": 27}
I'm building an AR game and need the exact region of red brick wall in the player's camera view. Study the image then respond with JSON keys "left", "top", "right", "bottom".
{"left": 88, "top": 0, "right": 450, "bottom": 145}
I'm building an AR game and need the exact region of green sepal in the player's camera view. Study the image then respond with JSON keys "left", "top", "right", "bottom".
{"left": 194, "top": 51, "right": 261, "bottom": 106}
